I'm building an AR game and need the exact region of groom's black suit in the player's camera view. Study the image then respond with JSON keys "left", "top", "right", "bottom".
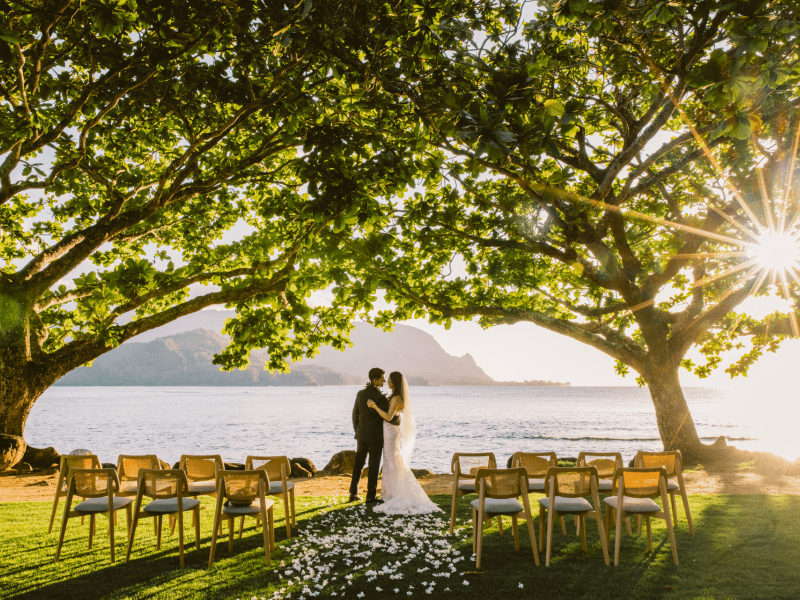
{"left": 349, "top": 384, "right": 399, "bottom": 500}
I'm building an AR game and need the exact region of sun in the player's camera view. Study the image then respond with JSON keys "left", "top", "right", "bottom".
{"left": 752, "top": 231, "right": 800, "bottom": 273}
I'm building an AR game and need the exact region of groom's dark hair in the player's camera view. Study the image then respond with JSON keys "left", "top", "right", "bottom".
{"left": 368, "top": 367, "right": 384, "bottom": 382}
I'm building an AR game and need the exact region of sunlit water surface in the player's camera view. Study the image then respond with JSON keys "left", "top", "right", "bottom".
{"left": 24, "top": 386, "right": 795, "bottom": 471}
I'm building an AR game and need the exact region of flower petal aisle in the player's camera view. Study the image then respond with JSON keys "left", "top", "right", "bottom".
{"left": 249, "top": 498, "right": 470, "bottom": 599}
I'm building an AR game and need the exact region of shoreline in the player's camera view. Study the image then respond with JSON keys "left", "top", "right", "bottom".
{"left": 4, "top": 465, "right": 800, "bottom": 503}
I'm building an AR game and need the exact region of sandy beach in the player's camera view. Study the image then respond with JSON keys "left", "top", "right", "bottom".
{"left": 3, "top": 463, "right": 800, "bottom": 503}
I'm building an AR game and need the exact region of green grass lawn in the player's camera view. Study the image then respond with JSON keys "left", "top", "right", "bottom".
{"left": 1, "top": 494, "right": 799, "bottom": 600}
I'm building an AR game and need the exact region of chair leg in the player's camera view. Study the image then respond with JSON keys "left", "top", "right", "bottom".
{"left": 109, "top": 511, "right": 116, "bottom": 563}
{"left": 89, "top": 514, "right": 95, "bottom": 550}
{"left": 268, "top": 507, "right": 275, "bottom": 551}
{"left": 178, "top": 509, "right": 185, "bottom": 567}
{"left": 614, "top": 508, "right": 624, "bottom": 566}
{"left": 228, "top": 516, "right": 234, "bottom": 553}
{"left": 450, "top": 483, "right": 459, "bottom": 534}
{"left": 195, "top": 507, "right": 201, "bottom": 550}
{"left": 156, "top": 515, "right": 163, "bottom": 550}
{"left": 538, "top": 505, "right": 545, "bottom": 552}
{"left": 290, "top": 488, "right": 296, "bottom": 527}
{"left": 645, "top": 516, "right": 652, "bottom": 551}
{"left": 664, "top": 507, "right": 679, "bottom": 565}
{"left": 579, "top": 515, "right": 587, "bottom": 551}
{"left": 126, "top": 504, "right": 132, "bottom": 537}
{"left": 284, "top": 493, "right": 291, "bottom": 538}
{"left": 48, "top": 492, "right": 62, "bottom": 534}
{"left": 670, "top": 492, "right": 678, "bottom": 527}
{"left": 476, "top": 512, "right": 484, "bottom": 569}
{"left": 681, "top": 489, "right": 694, "bottom": 535}
{"left": 55, "top": 513, "right": 69, "bottom": 563}
{"left": 545, "top": 509, "right": 555, "bottom": 567}
{"left": 512, "top": 515, "right": 519, "bottom": 551}
{"left": 497, "top": 515, "right": 503, "bottom": 536}
{"left": 238, "top": 515, "right": 245, "bottom": 539}
{"left": 208, "top": 514, "right": 221, "bottom": 568}
{"left": 472, "top": 506, "right": 477, "bottom": 555}
{"left": 596, "top": 512, "right": 610, "bottom": 566}
{"left": 126, "top": 514, "right": 140, "bottom": 563}
{"left": 560, "top": 516, "right": 567, "bottom": 535}
{"left": 636, "top": 514, "right": 642, "bottom": 536}
{"left": 262, "top": 514, "right": 271, "bottom": 566}
{"left": 625, "top": 516, "right": 633, "bottom": 536}
{"left": 525, "top": 511, "right": 540, "bottom": 566}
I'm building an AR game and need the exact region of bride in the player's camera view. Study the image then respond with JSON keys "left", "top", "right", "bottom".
{"left": 366, "top": 371, "right": 441, "bottom": 515}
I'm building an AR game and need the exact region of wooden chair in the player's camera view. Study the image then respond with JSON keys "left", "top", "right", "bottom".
{"left": 603, "top": 467, "right": 678, "bottom": 566}
{"left": 54, "top": 468, "right": 133, "bottom": 563}
{"left": 635, "top": 450, "right": 694, "bottom": 535}
{"left": 126, "top": 469, "right": 201, "bottom": 567}
{"left": 208, "top": 469, "right": 275, "bottom": 568}
{"left": 512, "top": 452, "right": 566, "bottom": 534}
{"left": 48, "top": 453, "right": 101, "bottom": 534}
{"left": 174, "top": 454, "right": 223, "bottom": 533}
{"left": 538, "top": 466, "right": 610, "bottom": 566}
{"left": 245, "top": 456, "right": 295, "bottom": 538}
{"left": 116, "top": 455, "right": 161, "bottom": 497}
{"left": 576, "top": 452, "right": 630, "bottom": 535}
{"left": 471, "top": 467, "right": 539, "bottom": 568}
{"left": 449, "top": 452, "right": 497, "bottom": 534}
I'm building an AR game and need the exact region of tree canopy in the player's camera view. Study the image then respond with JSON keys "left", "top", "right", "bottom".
{"left": 0, "top": 0, "right": 497, "bottom": 437}
{"left": 336, "top": 0, "right": 800, "bottom": 457}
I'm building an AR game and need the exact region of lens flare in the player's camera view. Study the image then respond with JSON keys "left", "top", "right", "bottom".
{"left": 752, "top": 232, "right": 800, "bottom": 273}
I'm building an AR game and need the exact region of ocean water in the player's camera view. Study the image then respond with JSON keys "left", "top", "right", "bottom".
{"left": 23, "top": 385, "right": 792, "bottom": 472}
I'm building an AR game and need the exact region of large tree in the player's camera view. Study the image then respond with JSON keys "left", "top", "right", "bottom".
{"left": 0, "top": 0, "right": 490, "bottom": 440}
{"left": 336, "top": 0, "right": 800, "bottom": 460}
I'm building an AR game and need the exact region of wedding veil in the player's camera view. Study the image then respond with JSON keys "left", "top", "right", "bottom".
{"left": 398, "top": 375, "right": 416, "bottom": 466}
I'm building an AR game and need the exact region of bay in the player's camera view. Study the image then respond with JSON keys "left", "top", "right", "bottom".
{"left": 23, "top": 386, "right": 787, "bottom": 472}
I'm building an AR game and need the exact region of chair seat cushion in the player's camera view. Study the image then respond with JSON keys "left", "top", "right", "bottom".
{"left": 470, "top": 498, "right": 524, "bottom": 514}
{"left": 458, "top": 481, "right": 475, "bottom": 493}
{"left": 528, "top": 478, "right": 545, "bottom": 492}
{"left": 144, "top": 497, "right": 201, "bottom": 513}
{"left": 604, "top": 496, "right": 660, "bottom": 513}
{"left": 74, "top": 496, "right": 134, "bottom": 513}
{"left": 222, "top": 498, "right": 274, "bottom": 515}
{"left": 187, "top": 480, "right": 217, "bottom": 494}
{"left": 667, "top": 480, "right": 679, "bottom": 491}
{"left": 119, "top": 481, "right": 138, "bottom": 494}
{"left": 538, "top": 496, "right": 593, "bottom": 514}
{"left": 269, "top": 481, "right": 295, "bottom": 494}
{"left": 598, "top": 479, "right": 613, "bottom": 491}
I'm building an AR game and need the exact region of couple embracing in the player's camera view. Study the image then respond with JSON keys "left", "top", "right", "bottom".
{"left": 349, "top": 368, "right": 441, "bottom": 515}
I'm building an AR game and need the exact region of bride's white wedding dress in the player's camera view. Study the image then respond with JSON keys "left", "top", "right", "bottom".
{"left": 374, "top": 377, "right": 441, "bottom": 516}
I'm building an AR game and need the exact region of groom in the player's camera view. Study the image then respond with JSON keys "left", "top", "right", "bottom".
{"left": 349, "top": 367, "right": 399, "bottom": 503}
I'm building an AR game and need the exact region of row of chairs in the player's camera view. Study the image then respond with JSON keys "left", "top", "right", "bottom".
{"left": 450, "top": 450, "right": 693, "bottom": 567}
{"left": 50, "top": 452, "right": 296, "bottom": 567}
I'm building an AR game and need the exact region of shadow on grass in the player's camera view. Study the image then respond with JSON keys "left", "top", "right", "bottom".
{"left": 2, "top": 494, "right": 800, "bottom": 600}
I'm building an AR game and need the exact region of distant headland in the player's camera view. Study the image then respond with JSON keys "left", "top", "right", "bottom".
{"left": 55, "top": 315, "right": 569, "bottom": 387}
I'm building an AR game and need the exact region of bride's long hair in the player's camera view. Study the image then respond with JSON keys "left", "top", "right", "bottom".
{"left": 389, "top": 371, "right": 416, "bottom": 465}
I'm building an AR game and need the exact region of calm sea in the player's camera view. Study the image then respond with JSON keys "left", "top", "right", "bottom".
{"left": 23, "top": 385, "right": 792, "bottom": 471}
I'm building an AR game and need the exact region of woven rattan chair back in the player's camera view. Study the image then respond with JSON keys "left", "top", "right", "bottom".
{"left": 139, "top": 469, "right": 189, "bottom": 500}
{"left": 48, "top": 454, "right": 102, "bottom": 534}
{"left": 71, "top": 468, "right": 118, "bottom": 498}
{"left": 475, "top": 467, "right": 526, "bottom": 499}
{"left": 117, "top": 455, "right": 160, "bottom": 482}
{"left": 512, "top": 452, "right": 557, "bottom": 478}
{"left": 577, "top": 452, "right": 622, "bottom": 479}
{"left": 636, "top": 451, "right": 679, "bottom": 477}
{"left": 544, "top": 466, "right": 599, "bottom": 498}
{"left": 246, "top": 456, "right": 289, "bottom": 481}
{"left": 180, "top": 455, "right": 222, "bottom": 481}
{"left": 453, "top": 453, "right": 497, "bottom": 478}
{"left": 611, "top": 467, "right": 665, "bottom": 498}
{"left": 219, "top": 470, "right": 269, "bottom": 503}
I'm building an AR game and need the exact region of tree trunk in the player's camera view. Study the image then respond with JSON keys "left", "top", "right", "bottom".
{"left": 0, "top": 362, "right": 54, "bottom": 437}
{"left": 645, "top": 363, "right": 707, "bottom": 462}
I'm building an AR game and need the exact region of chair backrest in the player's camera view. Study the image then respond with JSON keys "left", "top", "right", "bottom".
{"left": 635, "top": 451, "right": 681, "bottom": 478}
{"left": 68, "top": 468, "right": 119, "bottom": 499}
{"left": 512, "top": 452, "right": 557, "bottom": 477}
{"left": 60, "top": 454, "right": 101, "bottom": 480}
{"left": 577, "top": 452, "right": 623, "bottom": 479}
{"left": 543, "top": 466, "right": 599, "bottom": 498}
{"left": 180, "top": 455, "right": 223, "bottom": 481}
{"left": 245, "top": 456, "right": 290, "bottom": 482}
{"left": 117, "top": 455, "right": 161, "bottom": 481}
{"left": 474, "top": 467, "right": 526, "bottom": 500}
{"left": 137, "top": 469, "right": 190, "bottom": 499}
{"left": 611, "top": 467, "right": 667, "bottom": 498}
{"left": 218, "top": 470, "right": 269, "bottom": 505}
{"left": 452, "top": 453, "right": 497, "bottom": 479}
